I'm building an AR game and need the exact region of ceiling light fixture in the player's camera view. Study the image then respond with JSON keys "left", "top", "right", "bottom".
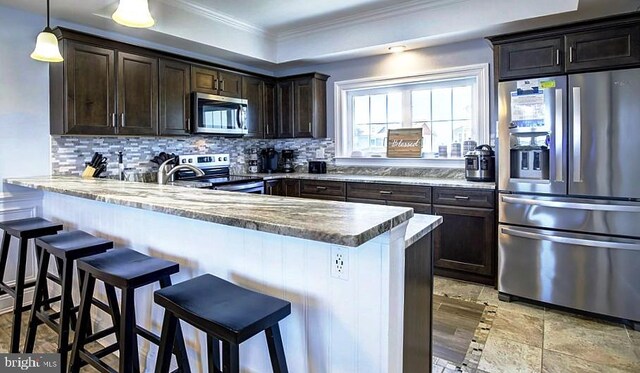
{"left": 30, "top": 0, "right": 63, "bottom": 63}
{"left": 112, "top": 0, "right": 155, "bottom": 28}
{"left": 388, "top": 45, "right": 407, "bottom": 53}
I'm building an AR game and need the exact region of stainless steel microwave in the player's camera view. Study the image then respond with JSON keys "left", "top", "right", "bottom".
{"left": 192, "top": 92, "right": 248, "bottom": 136}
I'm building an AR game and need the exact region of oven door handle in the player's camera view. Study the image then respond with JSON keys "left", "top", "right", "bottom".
{"left": 501, "top": 195, "right": 640, "bottom": 213}
{"left": 500, "top": 227, "right": 640, "bottom": 251}
{"left": 214, "top": 181, "right": 264, "bottom": 193}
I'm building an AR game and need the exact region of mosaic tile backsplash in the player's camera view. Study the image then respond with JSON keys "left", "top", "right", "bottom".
{"left": 51, "top": 136, "right": 465, "bottom": 179}
{"left": 51, "top": 136, "right": 335, "bottom": 176}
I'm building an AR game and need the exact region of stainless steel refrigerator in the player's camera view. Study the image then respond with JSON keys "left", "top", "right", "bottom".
{"left": 497, "top": 69, "right": 640, "bottom": 328}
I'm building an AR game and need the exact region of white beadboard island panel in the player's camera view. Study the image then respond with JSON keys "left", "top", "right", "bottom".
{"left": 33, "top": 188, "right": 410, "bottom": 373}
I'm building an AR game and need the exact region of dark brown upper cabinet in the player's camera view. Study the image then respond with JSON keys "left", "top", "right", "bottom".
{"left": 192, "top": 66, "right": 241, "bottom": 98}
{"left": 117, "top": 52, "right": 158, "bottom": 136}
{"left": 277, "top": 73, "right": 328, "bottom": 138}
{"left": 159, "top": 60, "right": 191, "bottom": 136}
{"left": 565, "top": 24, "right": 640, "bottom": 72}
{"left": 498, "top": 37, "right": 563, "bottom": 80}
{"left": 52, "top": 41, "right": 117, "bottom": 135}
{"left": 241, "top": 76, "right": 264, "bottom": 138}
{"left": 263, "top": 81, "right": 277, "bottom": 139}
{"left": 490, "top": 13, "right": 640, "bottom": 81}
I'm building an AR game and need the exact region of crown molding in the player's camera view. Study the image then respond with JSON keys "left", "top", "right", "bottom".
{"left": 276, "top": 0, "right": 470, "bottom": 41}
{"left": 158, "top": 0, "right": 276, "bottom": 40}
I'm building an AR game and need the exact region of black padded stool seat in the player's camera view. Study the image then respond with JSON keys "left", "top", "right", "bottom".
{"left": 154, "top": 274, "right": 291, "bottom": 373}
{"left": 0, "top": 217, "right": 63, "bottom": 352}
{"left": 24, "top": 230, "right": 114, "bottom": 371}
{"left": 0, "top": 217, "right": 63, "bottom": 239}
{"left": 70, "top": 248, "right": 190, "bottom": 373}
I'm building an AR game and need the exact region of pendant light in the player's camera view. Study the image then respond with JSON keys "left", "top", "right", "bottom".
{"left": 112, "top": 0, "right": 155, "bottom": 28}
{"left": 30, "top": 0, "right": 63, "bottom": 63}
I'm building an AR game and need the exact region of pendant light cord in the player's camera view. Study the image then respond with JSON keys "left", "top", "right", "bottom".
{"left": 47, "top": 0, "right": 50, "bottom": 28}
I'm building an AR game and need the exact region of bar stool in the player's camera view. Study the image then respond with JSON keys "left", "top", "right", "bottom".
{"left": 69, "top": 248, "right": 191, "bottom": 373}
{"left": 0, "top": 217, "right": 63, "bottom": 352}
{"left": 23, "top": 230, "right": 114, "bottom": 370}
{"left": 154, "top": 274, "right": 291, "bottom": 373}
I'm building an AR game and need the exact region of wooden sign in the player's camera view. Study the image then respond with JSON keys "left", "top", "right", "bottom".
{"left": 386, "top": 128, "right": 423, "bottom": 158}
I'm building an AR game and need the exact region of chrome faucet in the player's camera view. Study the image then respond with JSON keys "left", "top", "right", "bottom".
{"left": 157, "top": 158, "right": 205, "bottom": 185}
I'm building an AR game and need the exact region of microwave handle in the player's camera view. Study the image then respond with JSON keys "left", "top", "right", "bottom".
{"left": 237, "top": 106, "right": 246, "bottom": 129}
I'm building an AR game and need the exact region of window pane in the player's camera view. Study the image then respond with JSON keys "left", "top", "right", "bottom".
{"left": 388, "top": 92, "right": 402, "bottom": 123}
{"left": 370, "top": 94, "right": 386, "bottom": 123}
{"left": 353, "top": 124, "right": 370, "bottom": 151}
{"left": 452, "top": 120, "right": 472, "bottom": 144}
{"left": 431, "top": 121, "right": 453, "bottom": 152}
{"left": 452, "top": 86, "right": 472, "bottom": 120}
{"left": 370, "top": 124, "right": 387, "bottom": 149}
{"left": 432, "top": 88, "right": 452, "bottom": 121}
{"left": 413, "top": 121, "right": 432, "bottom": 154}
{"left": 353, "top": 96, "right": 369, "bottom": 125}
{"left": 411, "top": 90, "right": 431, "bottom": 122}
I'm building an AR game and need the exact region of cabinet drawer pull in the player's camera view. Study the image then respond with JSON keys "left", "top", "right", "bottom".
{"left": 379, "top": 190, "right": 393, "bottom": 195}
{"left": 556, "top": 49, "right": 560, "bottom": 65}
{"left": 214, "top": 79, "right": 219, "bottom": 90}
{"left": 454, "top": 195, "right": 470, "bottom": 200}
{"left": 316, "top": 186, "right": 327, "bottom": 191}
{"left": 221, "top": 80, "right": 225, "bottom": 92}
{"left": 569, "top": 46, "right": 574, "bottom": 63}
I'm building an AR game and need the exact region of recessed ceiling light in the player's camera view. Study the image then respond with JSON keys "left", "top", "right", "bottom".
{"left": 388, "top": 45, "right": 406, "bottom": 53}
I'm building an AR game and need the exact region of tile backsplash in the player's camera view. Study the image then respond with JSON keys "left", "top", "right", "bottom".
{"left": 51, "top": 136, "right": 335, "bottom": 176}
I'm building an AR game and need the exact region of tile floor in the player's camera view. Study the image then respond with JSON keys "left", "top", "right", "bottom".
{"left": 432, "top": 276, "right": 640, "bottom": 373}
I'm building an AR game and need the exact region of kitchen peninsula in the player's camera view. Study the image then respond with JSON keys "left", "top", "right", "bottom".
{"left": 4, "top": 176, "right": 441, "bottom": 373}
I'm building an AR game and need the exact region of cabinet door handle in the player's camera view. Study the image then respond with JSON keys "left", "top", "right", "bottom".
{"left": 308, "top": 121, "right": 312, "bottom": 132}
{"left": 569, "top": 46, "right": 574, "bottom": 63}
{"left": 121, "top": 113, "right": 125, "bottom": 127}
{"left": 379, "top": 190, "right": 393, "bottom": 195}
{"left": 556, "top": 49, "right": 560, "bottom": 65}
{"left": 220, "top": 80, "right": 225, "bottom": 92}
{"left": 266, "top": 124, "right": 270, "bottom": 135}
{"left": 111, "top": 113, "right": 116, "bottom": 127}
{"left": 186, "top": 118, "right": 190, "bottom": 130}
{"left": 214, "top": 79, "right": 219, "bottom": 91}
{"left": 316, "top": 186, "right": 327, "bottom": 191}
{"left": 454, "top": 195, "right": 470, "bottom": 200}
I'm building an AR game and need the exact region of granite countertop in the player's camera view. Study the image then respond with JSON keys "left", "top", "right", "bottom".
{"left": 234, "top": 172, "right": 496, "bottom": 189}
{"left": 5, "top": 176, "right": 418, "bottom": 247}
{"left": 405, "top": 214, "right": 443, "bottom": 248}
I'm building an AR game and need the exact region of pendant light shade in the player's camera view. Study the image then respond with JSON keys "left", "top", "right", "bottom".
{"left": 112, "top": 0, "right": 155, "bottom": 28}
{"left": 31, "top": 0, "right": 63, "bottom": 63}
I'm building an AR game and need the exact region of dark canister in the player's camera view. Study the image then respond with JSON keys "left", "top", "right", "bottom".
{"left": 465, "top": 145, "right": 495, "bottom": 182}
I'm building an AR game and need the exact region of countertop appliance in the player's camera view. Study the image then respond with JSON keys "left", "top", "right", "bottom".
{"left": 281, "top": 149, "right": 295, "bottom": 173}
{"left": 498, "top": 71, "right": 640, "bottom": 329}
{"left": 464, "top": 145, "right": 495, "bottom": 182}
{"left": 260, "top": 148, "right": 279, "bottom": 173}
{"left": 174, "top": 154, "right": 264, "bottom": 193}
{"left": 192, "top": 93, "right": 248, "bottom": 136}
{"left": 308, "top": 160, "right": 327, "bottom": 174}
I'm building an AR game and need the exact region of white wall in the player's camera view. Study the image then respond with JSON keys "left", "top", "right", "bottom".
{"left": 276, "top": 39, "right": 497, "bottom": 141}
{"left": 0, "top": 5, "right": 52, "bottom": 191}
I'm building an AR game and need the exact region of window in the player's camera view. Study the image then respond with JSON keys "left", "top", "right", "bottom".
{"left": 335, "top": 64, "right": 489, "bottom": 164}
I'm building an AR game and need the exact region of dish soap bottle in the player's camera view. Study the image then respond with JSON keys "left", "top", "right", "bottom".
{"left": 118, "top": 151, "right": 125, "bottom": 181}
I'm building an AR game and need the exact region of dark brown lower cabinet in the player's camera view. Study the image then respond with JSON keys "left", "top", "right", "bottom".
{"left": 433, "top": 204, "right": 495, "bottom": 284}
{"left": 281, "top": 179, "right": 300, "bottom": 197}
{"left": 264, "top": 180, "right": 281, "bottom": 196}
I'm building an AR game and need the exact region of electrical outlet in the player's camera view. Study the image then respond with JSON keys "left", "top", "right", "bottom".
{"left": 331, "top": 246, "right": 349, "bottom": 280}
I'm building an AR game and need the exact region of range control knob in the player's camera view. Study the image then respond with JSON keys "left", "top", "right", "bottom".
{"left": 188, "top": 159, "right": 193, "bottom": 163}
{"left": 218, "top": 157, "right": 222, "bottom": 161}
{"left": 182, "top": 159, "right": 186, "bottom": 164}
{"left": 223, "top": 157, "right": 228, "bottom": 161}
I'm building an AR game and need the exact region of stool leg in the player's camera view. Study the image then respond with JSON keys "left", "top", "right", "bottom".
{"left": 0, "top": 232, "right": 10, "bottom": 291}
{"left": 265, "top": 324, "right": 289, "bottom": 373}
{"left": 120, "top": 288, "right": 140, "bottom": 373}
{"left": 57, "top": 258, "right": 74, "bottom": 371}
{"left": 33, "top": 245, "right": 51, "bottom": 311}
{"left": 104, "top": 283, "right": 121, "bottom": 342}
{"left": 55, "top": 257, "right": 77, "bottom": 332}
{"left": 24, "top": 250, "right": 51, "bottom": 353}
{"left": 159, "top": 276, "right": 191, "bottom": 373}
{"left": 10, "top": 237, "right": 29, "bottom": 352}
{"left": 69, "top": 272, "right": 96, "bottom": 373}
{"left": 222, "top": 342, "right": 239, "bottom": 373}
{"left": 154, "top": 310, "right": 178, "bottom": 373}
{"left": 207, "top": 335, "right": 221, "bottom": 373}
{"left": 76, "top": 268, "right": 91, "bottom": 337}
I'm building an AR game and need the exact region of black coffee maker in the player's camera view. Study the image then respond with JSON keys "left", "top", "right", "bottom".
{"left": 281, "top": 149, "right": 295, "bottom": 173}
{"left": 260, "top": 148, "right": 279, "bottom": 173}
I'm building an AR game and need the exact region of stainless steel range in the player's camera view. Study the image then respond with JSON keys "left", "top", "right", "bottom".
{"left": 174, "top": 154, "right": 264, "bottom": 193}
{"left": 498, "top": 71, "right": 640, "bottom": 329}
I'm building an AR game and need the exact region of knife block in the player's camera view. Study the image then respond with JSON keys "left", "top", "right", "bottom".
{"left": 81, "top": 166, "right": 97, "bottom": 178}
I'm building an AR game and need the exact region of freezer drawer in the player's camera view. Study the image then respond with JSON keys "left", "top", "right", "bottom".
{"left": 499, "top": 193, "right": 640, "bottom": 238}
{"left": 498, "top": 225, "right": 640, "bottom": 322}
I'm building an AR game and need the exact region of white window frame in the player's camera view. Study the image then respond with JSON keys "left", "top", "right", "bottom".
{"left": 334, "top": 63, "right": 490, "bottom": 168}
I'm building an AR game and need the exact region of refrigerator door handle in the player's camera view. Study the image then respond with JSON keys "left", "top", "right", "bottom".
{"left": 501, "top": 195, "right": 640, "bottom": 212}
{"left": 572, "top": 87, "right": 582, "bottom": 182}
{"left": 500, "top": 227, "right": 640, "bottom": 251}
{"left": 555, "top": 89, "right": 563, "bottom": 182}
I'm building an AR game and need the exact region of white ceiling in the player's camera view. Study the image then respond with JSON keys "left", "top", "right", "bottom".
{"left": 1, "top": 0, "right": 638, "bottom": 71}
